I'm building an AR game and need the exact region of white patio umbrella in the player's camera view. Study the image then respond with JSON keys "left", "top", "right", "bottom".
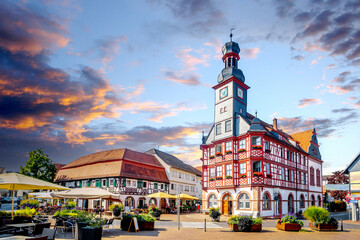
{"left": 50, "top": 187, "right": 120, "bottom": 200}
{"left": 0, "top": 173, "right": 69, "bottom": 219}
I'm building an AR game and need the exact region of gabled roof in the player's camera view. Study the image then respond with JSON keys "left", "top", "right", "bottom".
{"left": 0, "top": 167, "right": 6, "bottom": 174}
{"left": 54, "top": 148, "right": 169, "bottom": 183}
{"left": 146, "top": 149, "right": 202, "bottom": 177}
{"left": 344, "top": 153, "right": 360, "bottom": 174}
{"left": 291, "top": 130, "right": 313, "bottom": 152}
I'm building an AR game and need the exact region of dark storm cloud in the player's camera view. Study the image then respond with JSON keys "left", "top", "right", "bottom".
{"left": 278, "top": 112, "right": 358, "bottom": 138}
{"left": 319, "top": 27, "right": 352, "bottom": 46}
{"left": 293, "top": 12, "right": 313, "bottom": 23}
{"left": 346, "top": 46, "right": 360, "bottom": 60}
{"left": 335, "top": 12, "right": 360, "bottom": 25}
{"left": 274, "top": 0, "right": 295, "bottom": 18}
{"left": 331, "top": 108, "right": 354, "bottom": 113}
{"left": 345, "top": 0, "right": 360, "bottom": 10}
{"left": 301, "top": 10, "right": 334, "bottom": 38}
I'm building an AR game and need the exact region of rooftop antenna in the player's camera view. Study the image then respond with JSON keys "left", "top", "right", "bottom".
{"left": 230, "top": 27, "right": 235, "bottom": 42}
{"left": 255, "top": 110, "right": 258, "bottom": 118}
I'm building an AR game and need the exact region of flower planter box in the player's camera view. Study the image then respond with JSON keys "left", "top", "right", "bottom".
{"left": 139, "top": 221, "right": 155, "bottom": 230}
{"left": 309, "top": 222, "right": 337, "bottom": 231}
{"left": 80, "top": 227, "right": 102, "bottom": 240}
{"left": 276, "top": 222, "right": 301, "bottom": 231}
{"left": 211, "top": 216, "right": 220, "bottom": 222}
{"left": 229, "top": 224, "right": 262, "bottom": 232}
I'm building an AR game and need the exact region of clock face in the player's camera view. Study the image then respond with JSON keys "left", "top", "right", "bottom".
{"left": 220, "top": 87, "right": 228, "bottom": 99}
{"left": 237, "top": 87, "right": 244, "bottom": 99}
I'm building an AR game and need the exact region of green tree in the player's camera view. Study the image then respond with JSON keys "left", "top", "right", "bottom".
{"left": 20, "top": 148, "right": 57, "bottom": 182}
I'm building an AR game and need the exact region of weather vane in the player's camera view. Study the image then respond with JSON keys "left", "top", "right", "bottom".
{"left": 230, "top": 27, "right": 235, "bottom": 41}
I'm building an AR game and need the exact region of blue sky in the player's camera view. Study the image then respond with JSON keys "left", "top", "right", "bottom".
{"left": 0, "top": 0, "right": 359, "bottom": 174}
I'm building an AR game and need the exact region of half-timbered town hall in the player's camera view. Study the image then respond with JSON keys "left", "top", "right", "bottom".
{"left": 200, "top": 37, "right": 323, "bottom": 217}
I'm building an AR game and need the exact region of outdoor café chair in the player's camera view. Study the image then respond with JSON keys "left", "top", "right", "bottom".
{"left": 41, "top": 228, "right": 56, "bottom": 240}
{"left": 104, "top": 218, "right": 114, "bottom": 231}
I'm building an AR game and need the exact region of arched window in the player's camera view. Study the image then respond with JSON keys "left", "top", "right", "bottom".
{"left": 149, "top": 198, "right": 157, "bottom": 206}
{"left": 288, "top": 194, "right": 294, "bottom": 213}
{"left": 125, "top": 196, "right": 134, "bottom": 207}
{"left": 300, "top": 195, "right": 305, "bottom": 208}
{"left": 310, "top": 167, "right": 314, "bottom": 186}
{"left": 316, "top": 169, "right": 321, "bottom": 187}
{"left": 238, "top": 193, "right": 250, "bottom": 209}
{"left": 311, "top": 195, "right": 315, "bottom": 206}
{"left": 208, "top": 194, "right": 217, "bottom": 208}
{"left": 263, "top": 193, "right": 270, "bottom": 210}
{"left": 317, "top": 196, "right": 321, "bottom": 206}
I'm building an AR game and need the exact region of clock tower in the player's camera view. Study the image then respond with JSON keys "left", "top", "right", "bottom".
{"left": 213, "top": 36, "right": 250, "bottom": 141}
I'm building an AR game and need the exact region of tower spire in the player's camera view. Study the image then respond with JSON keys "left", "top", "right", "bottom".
{"left": 230, "top": 27, "right": 235, "bottom": 42}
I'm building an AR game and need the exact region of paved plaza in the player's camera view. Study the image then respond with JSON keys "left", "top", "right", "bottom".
{"left": 49, "top": 213, "right": 360, "bottom": 240}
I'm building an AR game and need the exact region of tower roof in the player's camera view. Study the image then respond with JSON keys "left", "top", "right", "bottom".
{"left": 217, "top": 68, "right": 245, "bottom": 83}
{"left": 222, "top": 41, "right": 240, "bottom": 55}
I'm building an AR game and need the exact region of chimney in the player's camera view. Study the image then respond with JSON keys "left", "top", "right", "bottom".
{"left": 273, "top": 118, "right": 278, "bottom": 130}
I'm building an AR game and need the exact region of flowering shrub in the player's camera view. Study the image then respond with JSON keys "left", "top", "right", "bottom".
{"left": 252, "top": 145, "right": 262, "bottom": 150}
{"left": 209, "top": 156, "right": 215, "bottom": 159}
{"left": 239, "top": 174, "right": 247, "bottom": 178}
{"left": 303, "top": 206, "right": 338, "bottom": 227}
{"left": 209, "top": 178, "right": 215, "bottom": 181}
{"left": 15, "top": 207, "right": 37, "bottom": 217}
{"left": 109, "top": 203, "right": 124, "bottom": 212}
{"left": 20, "top": 199, "right": 39, "bottom": 209}
{"left": 209, "top": 207, "right": 221, "bottom": 219}
{"left": 63, "top": 201, "right": 76, "bottom": 210}
{"left": 225, "top": 150, "right": 232, "bottom": 154}
{"left": 237, "top": 149, "right": 246, "bottom": 153}
{"left": 216, "top": 177, "right": 223, "bottom": 180}
{"left": 225, "top": 175, "right": 232, "bottom": 179}
{"left": 215, "top": 152, "right": 222, "bottom": 156}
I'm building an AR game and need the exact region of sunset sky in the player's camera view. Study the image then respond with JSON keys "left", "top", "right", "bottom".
{"left": 0, "top": 0, "right": 359, "bottom": 174}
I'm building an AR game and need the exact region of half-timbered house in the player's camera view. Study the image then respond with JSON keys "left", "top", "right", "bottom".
{"left": 201, "top": 37, "right": 323, "bottom": 217}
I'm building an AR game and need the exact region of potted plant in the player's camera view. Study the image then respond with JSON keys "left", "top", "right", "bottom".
{"left": 209, "top": 207, "right": 221, "bottom": 221}
{"left": 228, "top": 216, "right": 262, "bottom": 232}
{"left": 303, "top": 206, "right": 338, "bottom": 231}
{"left": 209, "top": 156, "right": 215, "bottom": 159}
{"left": 216, "top": 177, "right": 223, "bottom": 180}
{"left": 74, "top": 211, "right": 94, "bottom": 240}
{"left": 209, "top": 178, "right": 215, "bottom": 181}
{"left": 276, "top": 214, "right": 303, "bottom": 231}
{"left": 239, "top": 174, "right": 246, "bottom": 178}
{"left": 81, "top": 218, "right": 106, "bottom": 240}
{"left": 237, "top": 148, "right": 246, "bottom": 153}
{"left": 252, "top": 145, "right": 262, "bottom": 150}
{"left": 225, "top": 150, "right": 232, "bottom": 154}
{"left": 14, "top": 207, "right": 37, "bottom": 223}
{"left": 149, "top": 206, "right": 162, "bottom": 220}
{"left": 138, "top": 214, "right": 155, "bottom": 230}
{"left": 215, "top": 152, "right": 222, "bottom": 157}
{"left": 109, "top": 203, "right": 123, "bottom": 218}
{"left": 225, "top": 175, "right": 232, "bottom": 179}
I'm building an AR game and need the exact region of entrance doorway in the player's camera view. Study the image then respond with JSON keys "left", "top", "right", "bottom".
{"left": 222, "top": 194, "right": 233, "bottom": 215}
{"left": 274, "top": 193, "right": 281, "bottom": 217}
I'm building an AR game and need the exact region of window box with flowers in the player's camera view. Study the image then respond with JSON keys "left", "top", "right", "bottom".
{"left": 265, "top": 149, "right": 271, "bottom": 153}
{"left": 239, "top": 174, "right": 247, "bottom": 178}
{"left": 225, "top": 150, "right": 232, "bottom": 155}
{"left": 225, "top": 175, "right": 232, "bottom": 179}
{"left": 200, "top": 157, "right": 203, "bottom": 160}
{"left": 216, "top": 177, "right": 223, "bottom": 180}
{"left": 237, "top": 148, "right": 246, "bottom": 153}
{"left": 209, "top": 156, "right": 215, "bottom": 159}
{"left": 266, "top": 174, "right": 272, "bottom": 178}
{"left": 252, "top": 145, "right": 262, "bottom": 150}
{"left": 215, "top": 152, "right": 222, "bottom": 157}
{"left": 209, "top": 178, "right": 215, "bottom": 181}
{"left": 253, "top": 172, "right": 263, "bottom": 177}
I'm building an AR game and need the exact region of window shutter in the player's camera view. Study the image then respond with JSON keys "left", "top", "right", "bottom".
{"left": 121, "top": 179, "right": 126, "bottom": 187}
{"left": 106, "top": 178, "right": 109, "bottom": 187}
{"left": 79, "top": 181, "right": 82, "bottom": 188}
{"left": 165, "top": 184, "right": 168, "bottom": 191}
{"left": 137, "top": 180, "right": 143, "bottom": 188}
{"left": 87, "top": 180, "right": 91, "bottom": 187}
{"left": 113, "top": 178, "right": 117, "bottom": 187}
{"left": 154, "top": 183, "right": 158, "bottom": 189}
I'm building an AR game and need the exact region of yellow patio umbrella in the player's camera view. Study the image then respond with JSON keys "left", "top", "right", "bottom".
{"left": 174, "top": 193, "right": 199, "bottom": 200}
{"left": 0, "top": 173, "right": 69, "bottom": 219}
{"left": 145, "top": 192, "right": 177, "bottom": 199}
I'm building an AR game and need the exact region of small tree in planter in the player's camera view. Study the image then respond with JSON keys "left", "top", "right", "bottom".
{"left": 81, "top": 218, "right": 107, "bottom": 240}
{"left": 227, "top": 216, "right": 262, "bottom": 232}
{"left": 276, "top": 214, "right": 304, "bottom": 231}
{"left": 109, "top": 203, "right": 123, "bottom": 218}
{"left": 149, "top": 206, "right": 162, "bottom": 220}
{"left": 303, "top": 206, "right": 338, "bottom": 231}
{"left": 138, "top": 214, "right": 156, "bottom": 230}
{"left": 209, "top": 207, "right": 221, "bottom": 221}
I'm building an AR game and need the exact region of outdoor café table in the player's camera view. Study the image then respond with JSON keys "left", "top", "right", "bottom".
{"left": 5, "top": 223, "right": 36, "bottom": 234}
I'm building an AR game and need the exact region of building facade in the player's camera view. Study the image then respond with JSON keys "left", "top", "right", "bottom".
{"left": 200, "top": 38, "right": 323, "bottom": 217}
{"left": 54, "top": 148, "right": 169, "bottom": 210}
{"left": 146, "top": 149, "right": 202, "bottom": 200}
{"left": 344, "top": 153, "right": 360, "bottom": 201}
